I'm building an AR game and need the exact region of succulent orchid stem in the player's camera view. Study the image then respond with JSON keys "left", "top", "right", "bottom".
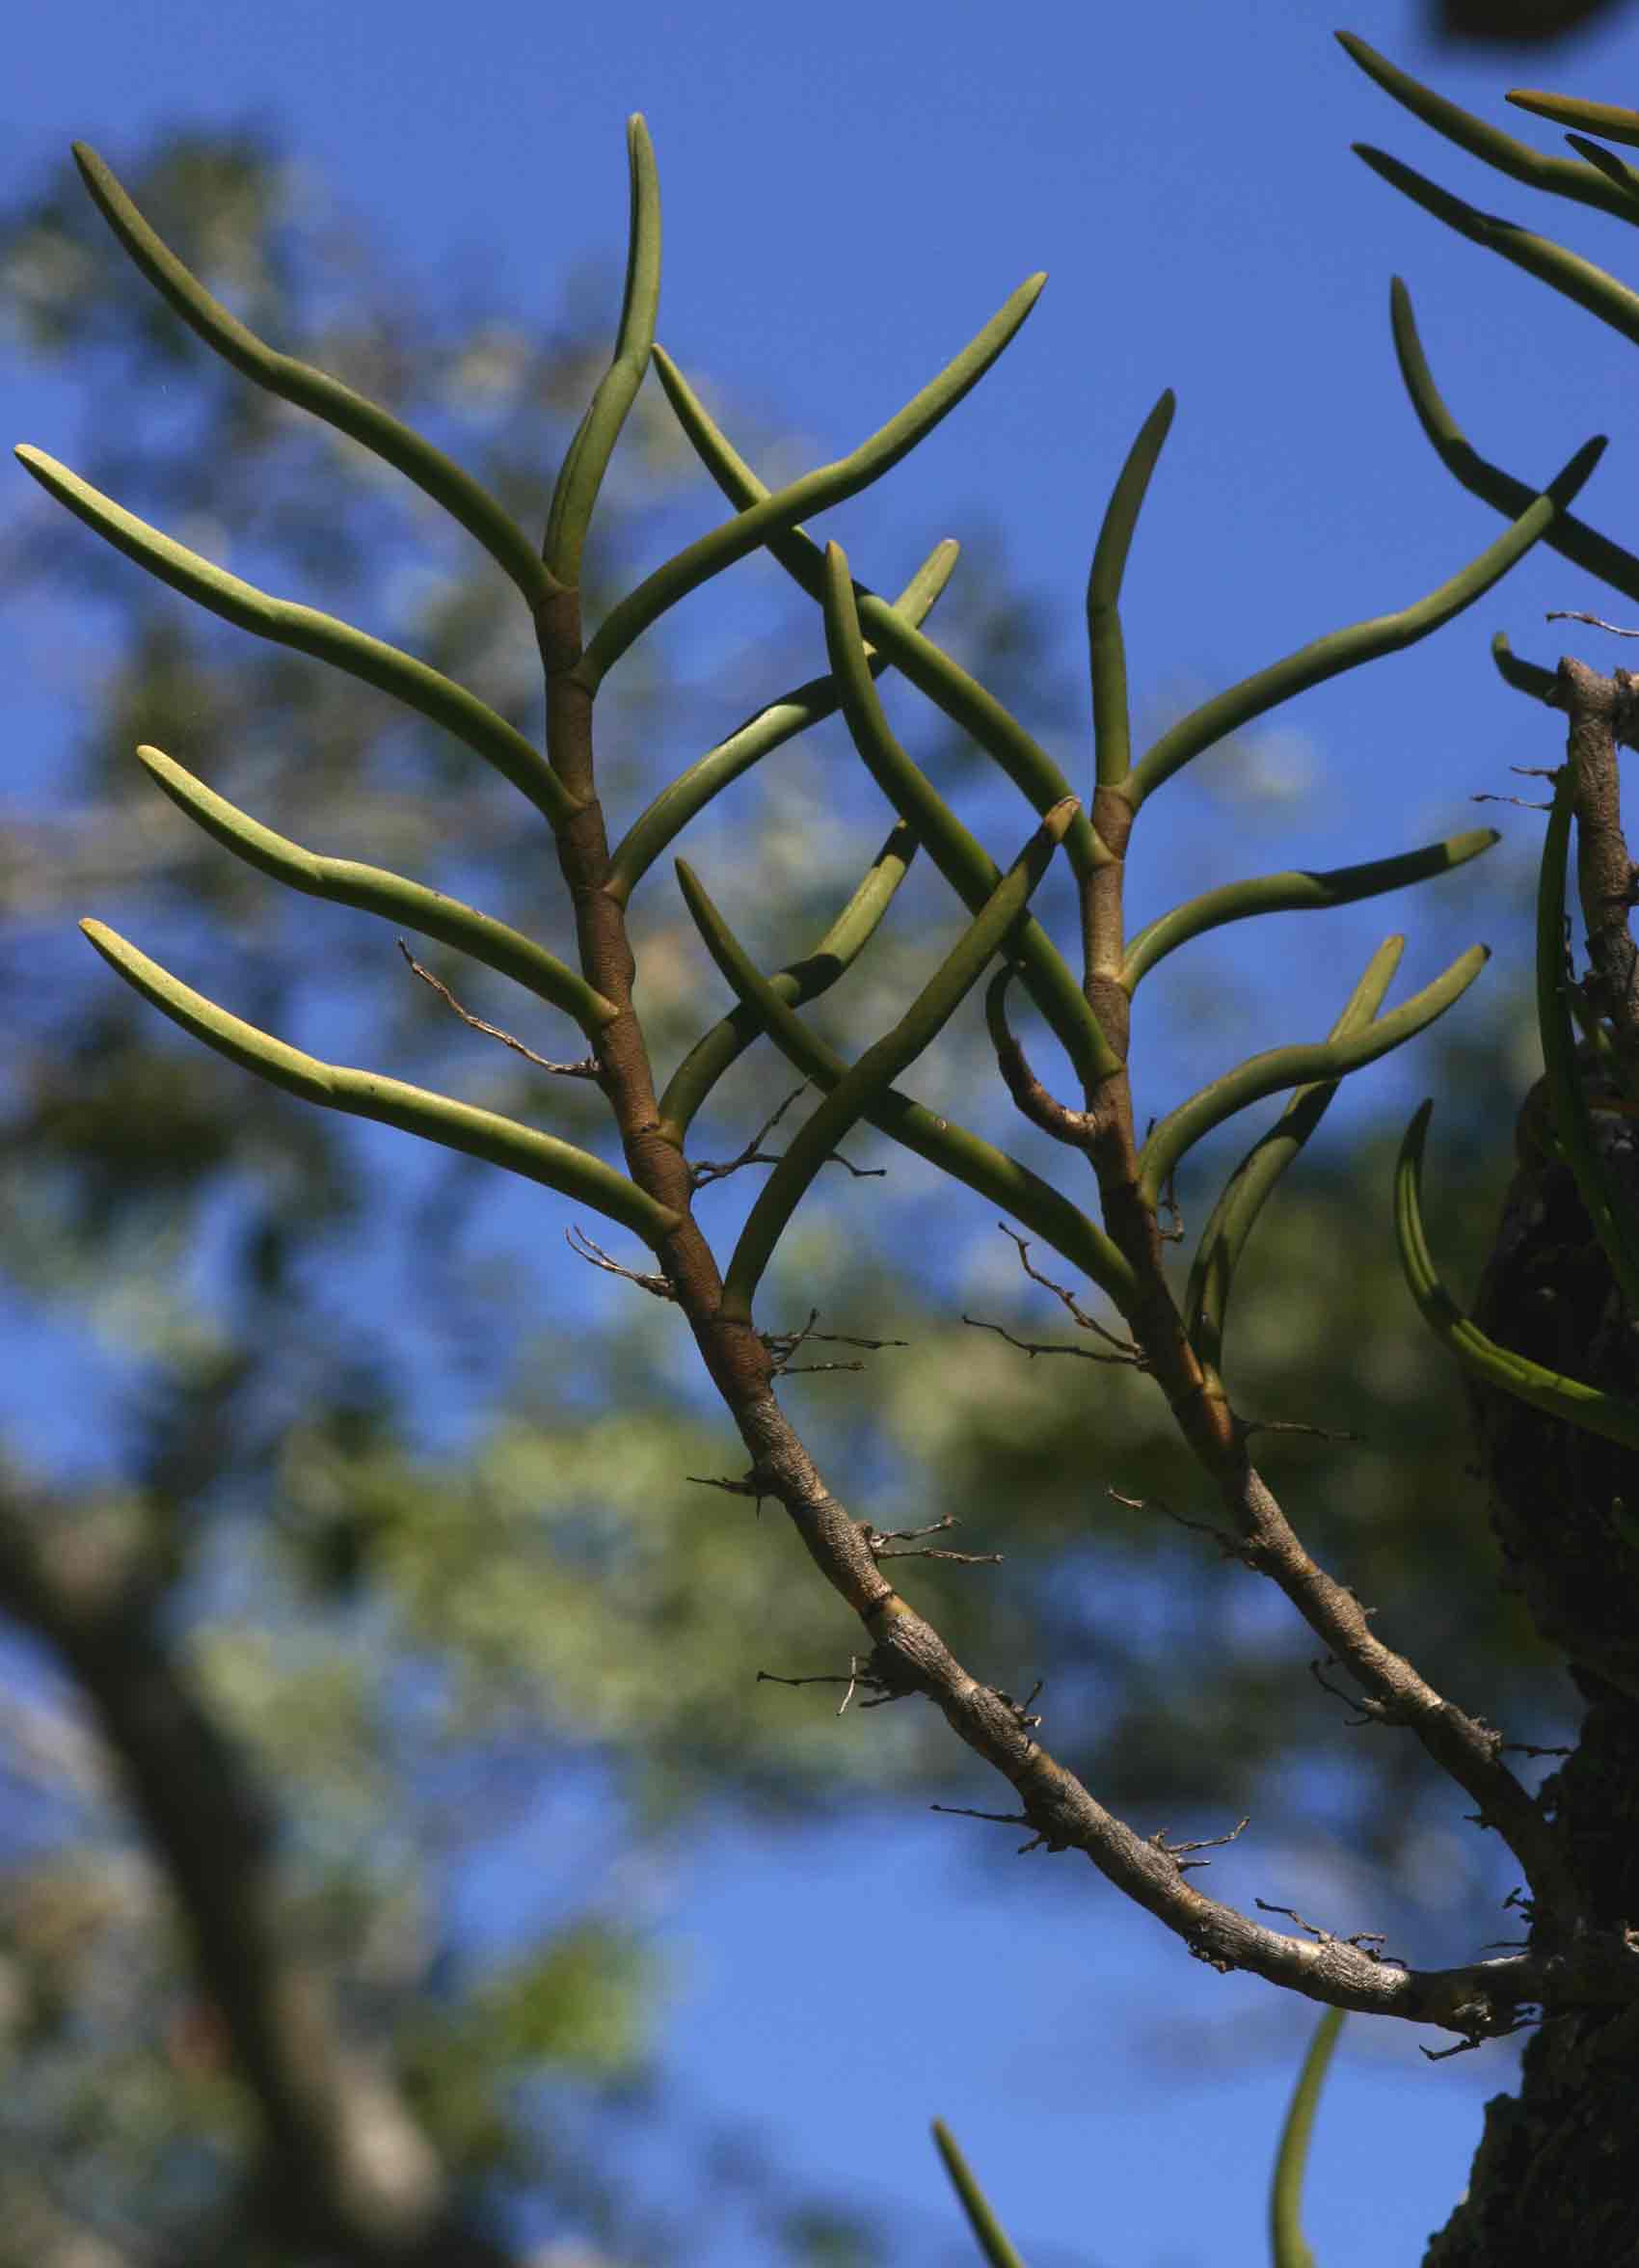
{"left": 13, "top": 446, "right": 578, "bottom": 833}
{"left": 80, "top": 922, "right": 678, "bottom": 1246}
{"left": 544, "top": 116, "right": 662, "bottom": 588}
{"left": 1395, "top": 1100, "right": 1639, "bottom": 1454}
{"left": 1128, "top": 437, "right": 1604, "bottom": 811}
{"left": 577, "top": 274, "right": 1046, "bottom": 691}
{"left": 1187, "top": 938, "right": 1404, "bottom": 1375}
{"left": 134, "top": 745, "right": 616, "bottom": 1034}
{"left": 1141, "top": 943, "right": 1488, "bottom": 1208}
{"left": 718, "top": 800, "right": 1079, "bottom": 1320}
{"left": 674, "top": 858, "right": 1135, "bottom": 1310}
{"left": 605, "top": 541, "right": 957, "bottom": 905}
{"left": 1088, "top": 388, "right": 1174, "bottom": 791}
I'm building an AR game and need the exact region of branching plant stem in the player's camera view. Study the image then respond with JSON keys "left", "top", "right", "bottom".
{"left": 540, "top": 497, "right": 1600, "bottom": 2048}
{"left": 45, "top": 110, "right": 1639, "bottom": 2074}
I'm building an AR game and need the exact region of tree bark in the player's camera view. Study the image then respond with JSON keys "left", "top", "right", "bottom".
{"left": 1427, "top": 668, "right": 1639, "bottom": 2264}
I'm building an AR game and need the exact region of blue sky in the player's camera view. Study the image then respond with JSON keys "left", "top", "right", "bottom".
{"left": 9, "top": 0, "right": 1639, "bottom": 2260}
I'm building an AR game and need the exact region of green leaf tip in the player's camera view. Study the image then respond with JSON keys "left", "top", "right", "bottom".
{"left": 1129, "top": 432, "right": 1602, "bottom": 810}
{"left": 931, "top": 2120, "right": 1026, "bottom": 2268}
{"left": 1186, "top": 936, "right": 1404, "bottom": 1374}
{"left": 1395, "top": 1100, "right": 1639, "bottom": 1453}
{"left": 582, "top": 269, "right": 1046, "bottom": 688}
{"left": 1142, "top": 941, "right": 1488, "bottom": 1206}
{"left": 66, "top": 143, "right": 556, "bottom": 607}
{"left": 16, "top": 446, "right": 578, "bottom": 832}
{"left": 1124, "top": 825, "right": 1497, "bottom": 993}
{"left": 1088, "top": 387, "right": 1176, "bottom": 787}
{"left": 80, "top": 919, "right": 679, "bottom": 1248}
{"left": 131, "top": 742, "right": 616, "bottom": 1033}
{"left": 717, "top": 796, "right": 1076, "bottom": 1320}
{"left": 671, "top": 857, "right": 1135, "bottom": 1310}
{"left": 1269, "top": 2006, "right": 1344, "bottom": 2268}
{"left": 1357, "top": 140, "right": 1639, "bottom": 352}
{"left": 1508, "top": 89, "right": 1639, "bottom": 153}
{"left": 544, "top": 108, "right": 663, "bottom": 588}
{"left": 1336, "top": 34, "right": 1636, "bottom": 223}
{"left": 1491, "top": 632, "right": 1559, "bottom": 702}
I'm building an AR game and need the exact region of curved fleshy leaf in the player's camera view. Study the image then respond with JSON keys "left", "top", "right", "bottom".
{"left": 1509, "top": 88, "right": 1639, "bottom": 153}
{"left": 1335, "top": 36, "right": 1636, "bottom": 223}
{"left": 1491, "top": 632, "right": 1558, "bottom": 703}
{"left": 81, "top": 924, "right": 680, "bottom": 1247}
{"left": 1128, "top": 439, "right": 1604, "bottom": 809}
{"left": 1356, "top": 146, "right": 1639, "bottom": 349}
{"left": 14, "top": 447, "right": 578, "bottom": 831}
{"left": 931, "top": 2121, "right": 1026, "bottom": 2268}
{"left": 1563, "top": 134, "right": 1639, "bottom": 211}
{"left": 134, "top": 744, "right": 616, "bottom": 1034}
{"left": 1388, "top": 279, "right": 1639, "bottom": 608}
{"left": 70, "top": 142, "right": 558, "bottom": 607}
{"left": 1124, "top": 829, "right": 1495, "bottom": 991}
{"left": 1140, "top": 945, "right": 1488, "bottom": 1206}
{"left": 1186, "top": 940, "right": 1404, "bottom": 1375}
{"left": 577, "top": 274, "right": 1046, "bottom": 688}
{"left": 544, "top": 116, "right": 661, "bottom": 586}
{"left": 673, "top": 860, "right": 1136, "bottom": 1310}
{"left": 1395, "top": 1099, "right": 1639, "bottom": 1452}
{"left": 821, "top": 542, "right": 1118, "bottom": 1093}
{"left": 658, "top": 822, "right": 916, "bottom": 1142}
{"left": 649, "top": 342, "right": 1109, "bottom": 881}
{"left": 719, "top": 800, "right": 1078, "bottom": 1317}
{"left": 605, "top": 540, "right": 957, "bottom": 904}
{"left": 1269, "top": 2008, "right": 1344, "bottom": 2268}
{"left": 1088, "top": 389, "right": 1175, "bottom": 789}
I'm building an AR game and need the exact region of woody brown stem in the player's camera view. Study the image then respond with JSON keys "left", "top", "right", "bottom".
{"left": 1558, "top": 656, "right": 1639, "bottom": 1093}
{"left": 538, "top": 587, "right": 770, "bottom": 1411}
{"left": 535, "top": 580, "right": 1596, "bottom": 2033}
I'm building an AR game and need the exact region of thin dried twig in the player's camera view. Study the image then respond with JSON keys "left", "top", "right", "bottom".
{"left": 930, "top": 1802, "right": 1032, "bottom": 1828}
{"left": 963, "top": 1312, "right": 1140, "bottom": 1364}
{"left": 762, "top": 1308, "right": 908, "bottom": 1377}
{"left": 972, "top": 1224, "right": 1142, "bottom": 1364}
{"left": 1236, "top": 1415, "right": 1362, "bottom": 1446}
{"left": 756, "top": 1659, "right": 898, "bottom": 1714}
{"left": 396, "top": 939, "right": 599, "bottom": 1076}
{"left": 1149, "top": 1816, "right": 1249, "bottom": 1873}
{"left": 929, "top": 1800, "right": 1065, "bottom": 1855}
{"left": 1547, "top": 609, "right": 1639, "bottom": 638}
{"left": 565, "top": 1225, "right": 675, "bottom": 1300}
{"left": 687, "top": 1470, "right": 768, "bottom": 1502}
{"left": 860, "top": 1513, "right": 1003, "bottom": 1566}
{"left": 1107, "top": 1485, "right": 1249, "bottom": 1561}
{"left": 1157, "top": 1161, "right": 1184, "bottom": 1244}
{"left": 1309, "top": 1656, "right": 1393, "bottom": 1728}
{"left": 690, "top": 1084, "right": 884, "bottom": 1188}
{"left": 1254, "top": 1898, "right": 1404, "bottom": 1969}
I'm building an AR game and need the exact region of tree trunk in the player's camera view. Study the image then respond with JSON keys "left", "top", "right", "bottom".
{"left": 1425, "top": 1116, "right": 1639, "bottom": 2264}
